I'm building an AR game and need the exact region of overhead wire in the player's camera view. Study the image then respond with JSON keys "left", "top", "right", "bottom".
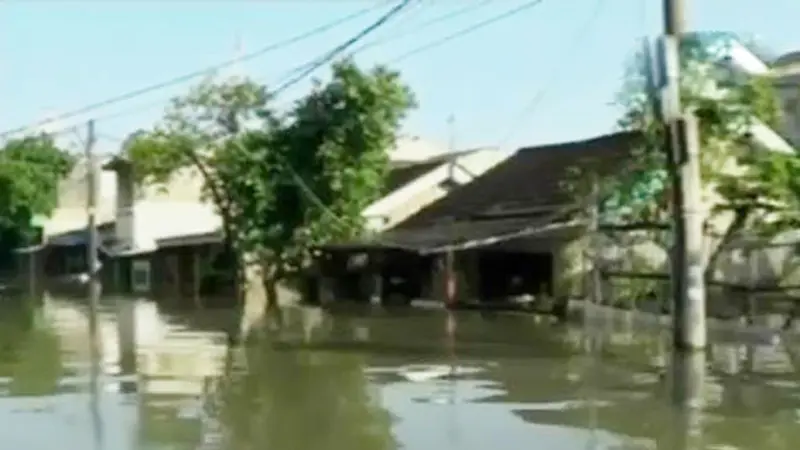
{"left": 264, "top": 0, "right": 556, "bottom": 245}
{"left": 21, "top": 0, "right": 553, "bottom": 250}
{"left": 187, "top": 0, "right": 419, "bottom": 244}
{"left": 497, "top": 0, "right": 608, "bottom": 148}
{"left": 386, "top": 0, "right": 547, "bottom": 64}
{"left": 268, "top": 0, "right": 416, "bottom": 96}
{"left": 346, "top": 0, "right": 496, "bottom": 56}
{"left": 8, "top": 0, "right": 496, "bottom": 138}
{"left": 0, "top": 2, "right": 390, "bottom": 138}
{"left": 194, "top": 0, "right": 553, "bottom": 248}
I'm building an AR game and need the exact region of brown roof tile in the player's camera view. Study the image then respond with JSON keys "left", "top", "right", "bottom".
{"left": 384, "top": 150, "right": 478, "bottom": 194}
{"left": 397, "top": 131, "right": 641, "bottom": 228}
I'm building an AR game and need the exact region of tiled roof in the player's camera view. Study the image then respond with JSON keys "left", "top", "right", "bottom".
{"left": 384, "top": 150, "right": 478, "bottom": 194}
{"left": 324, "top": 132, "right": 640, "bottom": 253}
{"left": 397, "top": 131, "right": 640, "bottom": 229}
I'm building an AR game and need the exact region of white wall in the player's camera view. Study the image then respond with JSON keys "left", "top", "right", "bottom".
{"left": 363, "top": 148, "right": 510, "bottom": 232}
{"left": 45, "top": 157, "right": 117, "bottom": 237}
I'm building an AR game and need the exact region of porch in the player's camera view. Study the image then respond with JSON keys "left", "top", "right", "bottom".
{"left": 316, "top": 215, "right": 583, "bottom": 311}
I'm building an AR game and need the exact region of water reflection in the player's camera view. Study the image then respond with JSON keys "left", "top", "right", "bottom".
{"left": 0, "top": 296, "right": 798, "bottom": 449}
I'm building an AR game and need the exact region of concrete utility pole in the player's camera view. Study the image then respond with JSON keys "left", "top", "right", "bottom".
{"left": 85, "top": 119, "right": 99, "bottom": 295}
{"left": 84, "top": 119, "right": 104, "bottom": 450}
{"left": 85, "top": 119, "right": 102, "bottom": 350}
{"left": 662, "top": 0, "right": 707, "bottom": 350}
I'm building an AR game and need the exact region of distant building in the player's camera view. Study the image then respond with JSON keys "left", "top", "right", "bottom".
{"left": 771, "top": 50, "right": 800, "bottom": 147}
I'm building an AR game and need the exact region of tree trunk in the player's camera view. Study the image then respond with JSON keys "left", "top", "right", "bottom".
{"left": 704, "top": 209, "right": 749, "bottom": 282}
{"left": 222, "top": 224, "right": 247, "bottom": 344}
{"left": 264, "top": 275, "right": 279, "bottom": 311}
{"left": 260, "top": 259, "right": 283, "bottom": 314}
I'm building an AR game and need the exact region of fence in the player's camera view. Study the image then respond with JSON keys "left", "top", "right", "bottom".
{"left": 577, "top": 223, "right": 800, "bottom": 321}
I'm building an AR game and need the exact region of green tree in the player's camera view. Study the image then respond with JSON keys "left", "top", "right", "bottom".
{"left": 572, "top": 37, "right": 800, "bottom": 276}
{"left": 124, "top": 76, "right": 273, "bottom": 298}
{"left": 215, "top": 315, "right": 396, "bottom": 450}
{"left": 0, "top": 301, "right": 63, "bottom": 397}
{"left": 0, "top": 135, "right": 74, "bottom": 266}
{"left": 126, "top": 60, "right": 415, "bottom": 308}
{"left": 225, "top": 60, "right": 416, "bottom": 307}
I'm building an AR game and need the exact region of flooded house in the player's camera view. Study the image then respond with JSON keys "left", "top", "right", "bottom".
{"left": 319, "top": 129, "right": 800, "bottom": 313}
{"left": 101, "top": 155, "right": 227, "bottom": 302}
{"left": 14, "top": 156, "right": 118, "bottom": 292}
{"left": 316, "top": 131, "right": 641, "bottom": 308}
{"left": 97, "top": 137, "right": 506, "bottom": 305}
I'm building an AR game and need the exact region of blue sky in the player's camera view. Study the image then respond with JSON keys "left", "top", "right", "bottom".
{"left": 2, "top": 0, "right": 800, "bottom": 154}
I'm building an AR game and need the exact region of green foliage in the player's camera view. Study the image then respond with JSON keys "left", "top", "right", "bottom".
{"left": 218, "top": 330, "right": 396, "bottom": 450}
{"left": 126, "top": 59, "right": 415, "bottom": 284}
{"left": 0, "top": 135, "right": 74, "bottom": 252}
{"left": 124, "top": 76, "right": 271, "bottom": 200}
{"left": 0, "top": 303, "right": 63, "bottom": 396}
{"left": 230, "top": 60, "right": 416, "bottom": 273}
{"left": 574, "top": 37, "right": 798, "bottom": 237}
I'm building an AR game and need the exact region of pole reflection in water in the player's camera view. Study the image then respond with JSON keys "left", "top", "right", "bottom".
{"left": 116, "top": 298, "right": 139, "bottom": 394}
{"left": 87, "top": 282, "right": 104, "bottom": 450}
{"left": 445, "top": 311, "right": 459, "bottom": 449}
{"left": 669, "top": 350, "right": 706, "bottom": 450}
{"left": 116, "top": 298, "right": 141, "bottom": 450}
{"left": 583, "top": 328, "right": 600, "bottom": 450}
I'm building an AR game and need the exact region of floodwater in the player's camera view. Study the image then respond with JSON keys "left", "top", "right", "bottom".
{"left": 0, "top": 295, "right": 799, "bottom": 450}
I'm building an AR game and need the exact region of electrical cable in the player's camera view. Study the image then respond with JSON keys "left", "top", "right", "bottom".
{"left": 347, "top": 0, "right": 496, "bottom": 57}
{"left": 498, "top": 0, "right": 607, "bottom": 147}
{"left": 386, "top": 0, "right": 547, "bottom": 64}
{"left": 0, "top": 2, "right": 389, "bottom": 138}
{"left": 268, "top": 0, "right": 414, "bottom": 95}
{"left": 268, "top": 0, "right": 555, "bottom": 245}
{"left": 7, "top": 0, "right": 524, "bottom": 138}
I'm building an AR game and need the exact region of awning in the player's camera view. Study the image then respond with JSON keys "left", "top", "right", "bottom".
{"left": 323, "top": 214, "right": 586, "bottom": 255}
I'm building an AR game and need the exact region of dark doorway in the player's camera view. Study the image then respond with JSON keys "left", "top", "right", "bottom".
{"left": 477, "top": 251, "right": 553, "bottom": 303}
{"left": 381, "top": 251, "right": 433, "bottom": 304}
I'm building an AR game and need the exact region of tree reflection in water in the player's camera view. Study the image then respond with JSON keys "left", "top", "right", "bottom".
{"left": 0, "top": 299, "right": 62, "bottom": 396}
{"left": 217, "top": 314, "right": 397, "bottom": 450}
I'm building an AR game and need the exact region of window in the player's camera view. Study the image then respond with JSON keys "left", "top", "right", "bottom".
{"left": 131, "top": 259, "right": 151, "bottom": 294}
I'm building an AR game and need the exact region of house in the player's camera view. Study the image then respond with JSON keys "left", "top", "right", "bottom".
{"left": 770, "top": 50, "right": 800, "bottom": 147}
{"left": 14, "top": 156, "right": 118, "bottom": 292}
{"left": 318, "top": 131, "right": 639, "bottom": 306}
{"left": 318, "top": 123, "right": 800, "bottom": 309}
{"left": 99, "top": 137, "right": 509, "bottom": 303}
{"left": 101, "top": 156, "right": 225, "bottom": 301}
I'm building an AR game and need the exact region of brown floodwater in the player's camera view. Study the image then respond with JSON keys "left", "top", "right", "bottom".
{"left": 0, "top": 295, "right": 798, "bottom": 449}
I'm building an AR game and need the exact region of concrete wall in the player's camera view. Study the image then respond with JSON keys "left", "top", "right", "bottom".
{"left": 45, "top": 157, "right": 117, "bottom": 237}
{"left": 774, "top": 70, "right": 800, "bottom": 147}
{"left": 553, "top": 228, "right": 800, "bottom": 301}
{"left": 363, "top": 149, "right": 510, "bottom": 232}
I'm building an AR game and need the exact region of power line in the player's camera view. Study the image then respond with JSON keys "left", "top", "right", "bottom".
{"left": 279, "top": 0, "right": 554, "bottom": 241}
{"left": 0, "top": 3, "right": 388, "bottom": 138}
{"left": 270, "top": 0, "right": 415, "bottom": 95}
{"left": 498, "top": 0, "right": 607, "bottom": 147}
{"left": 387, "top": 0, "right": 548, "bottom": 64}
{"left": 348, "top": 0, "right": 496, "bottom": 56}
{"left": 14, "top": 0, "right": 509, "bottom": 137}
{"left": 253, "top": 0, "right": 415, "bottom": 236}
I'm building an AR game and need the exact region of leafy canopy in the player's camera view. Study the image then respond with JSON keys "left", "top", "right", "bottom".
{"left": 583, "top": 36, "right": 799, "bottom": 235}
{"left": 125, "top": 59, "right": 416, "bottom": 278}
{"left": 0, "top": 135, "right": 74, "bottom": 249}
